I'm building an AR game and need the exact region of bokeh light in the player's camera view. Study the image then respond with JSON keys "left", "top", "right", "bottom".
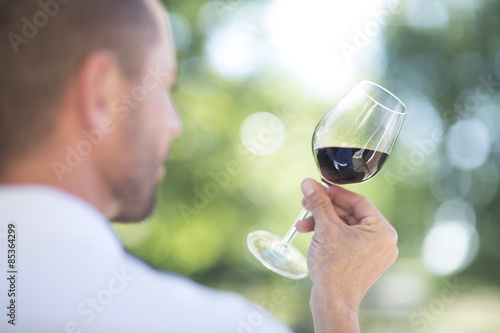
{"left": 168, "top": 11, "right": 192, "bottom": 52}
{"left": 446, "top": 118, "right": 491, "bottom": 170}
{"left": 405, "top": 0, "right": 449, "bottom": 29}
{"left": 206, "top": 22, "right": 264, "bottom": 80}
{"left": 423, "top": 220, "right": 479, "bottom": 276}
{"left": 240, "top": 112, "right": 286, "bottom": 156}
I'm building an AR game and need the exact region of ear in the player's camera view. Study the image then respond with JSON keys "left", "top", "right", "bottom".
{"left": 74, "top": 51, "right": 124, "bottom": 132}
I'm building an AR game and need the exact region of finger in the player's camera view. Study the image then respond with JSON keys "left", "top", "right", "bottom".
{"left": 325, "top": 185, "right": 383, "bottom": 225}
{"left": 295, "top": 216, "right": 315, "bottom": 233}
{"left": 301, "top": 179, "right": 342, "bottom": 231}
{"left": 302, "top": 196, "right": 357, "bottom": 226}
{"left": 331, "top": 204, "right": 361, "bottom": 226}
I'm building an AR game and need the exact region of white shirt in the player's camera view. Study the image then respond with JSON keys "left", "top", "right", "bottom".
{"left": 0, "top": 185, "right": 292, "bottom": 333}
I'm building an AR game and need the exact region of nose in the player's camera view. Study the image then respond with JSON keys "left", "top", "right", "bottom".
{"left": 171, "top": 108, "right": 182, "bottom": 138}
{"left": 168, "top": 97, "right": 182, "bottom": 138}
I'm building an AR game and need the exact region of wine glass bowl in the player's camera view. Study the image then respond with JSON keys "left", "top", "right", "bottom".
{"left": 313, "top": 81, "right": 406, "bottom": 185}
{"left": 247, "top": 81, "right": 407, "bottom": 279}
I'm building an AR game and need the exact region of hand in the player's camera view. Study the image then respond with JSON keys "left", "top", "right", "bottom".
{"left": 296, "top": 179, "right": 398, "bottom": 333}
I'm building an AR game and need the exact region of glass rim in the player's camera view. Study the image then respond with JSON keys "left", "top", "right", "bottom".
{"left": 358, "top": 80, "right": 407, "bottom": 115}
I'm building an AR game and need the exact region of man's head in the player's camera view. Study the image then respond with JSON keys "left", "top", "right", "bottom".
{"left": 0, "top": 0, "right": 182, "bottom": 221}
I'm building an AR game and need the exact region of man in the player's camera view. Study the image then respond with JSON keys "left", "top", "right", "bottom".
{"left": 0, "top": 0, "right": 398, "bottom": 332}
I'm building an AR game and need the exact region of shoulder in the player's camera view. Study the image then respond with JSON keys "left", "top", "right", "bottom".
{"left": 0, "top": 186, "right": 293, "bottom": 333}
{"left": 89, "top": 253, "right": 294, "bottom": 333}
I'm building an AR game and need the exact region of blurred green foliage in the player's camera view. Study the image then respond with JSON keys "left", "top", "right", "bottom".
{"left": 113, "top": 0, "right": 500, "bottom": 332}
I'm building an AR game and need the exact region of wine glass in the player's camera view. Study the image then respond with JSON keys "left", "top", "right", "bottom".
{"left": 247, "top": 80, "right": 407, "bottom": 279}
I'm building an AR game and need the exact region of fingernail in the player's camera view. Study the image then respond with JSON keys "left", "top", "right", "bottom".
{"left": 302, "top": 179, "right": 315, "bottom": 197}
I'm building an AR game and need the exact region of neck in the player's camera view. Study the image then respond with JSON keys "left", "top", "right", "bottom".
{"left": 1, "top": 146, "right": 117, "bottom": 220}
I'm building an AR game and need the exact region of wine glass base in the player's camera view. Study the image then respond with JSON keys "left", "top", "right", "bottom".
{"left": 247, "top": 230, "right": 308, "bottom": 280}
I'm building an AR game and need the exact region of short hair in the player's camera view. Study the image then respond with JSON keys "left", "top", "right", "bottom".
{"left": 0, "top": 0, "right": 160, "bottom": 172}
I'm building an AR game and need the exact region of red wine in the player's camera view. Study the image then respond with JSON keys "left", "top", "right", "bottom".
{"left": 314, "top": 147, "right": 389, "bottom": 185}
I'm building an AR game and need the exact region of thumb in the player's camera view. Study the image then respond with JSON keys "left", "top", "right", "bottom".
{"left": 301, "top": 179, "right": 338, "bottom": 230}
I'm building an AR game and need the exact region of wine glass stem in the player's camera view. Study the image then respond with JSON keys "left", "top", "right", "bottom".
{"left": 282, "top": 208, "right": 312, "bottom": 244}
{"left": 282, "top": 181, "right": 329, "bottom": 244}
